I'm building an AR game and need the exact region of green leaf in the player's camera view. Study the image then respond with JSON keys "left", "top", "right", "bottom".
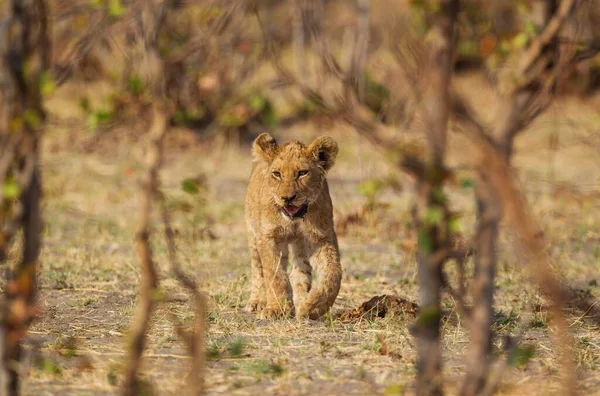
{"left": 448, "top": 213, "right": 462, "bottom": 234}
{"left": 86, "top": 108, "right": 113, "bottom": 129}
{"left": 431, "top": 187, "right": 447, "bottom": 204}
{"left": 23, "top": 109, "right": 42, "bottom": 128}
{"left": 39, "top": 71, "right": 57, "bottom": 95}
{"left": 365, "top": 72, "right": 390, "bottom": 99}
{"left": 460, "top": 177, "right": 474, "bottom": 189}
{"left": 181, "top": 179, "right": 200, "bottom": 195}
{"left": 299, "top": 99, "right": 318, "bottom": 115}
{"left": 260, "top": 101, "right": 278, "bottom": 127}
{"left": 86, "top": 113, "right": 98, "bottom": 129}
{"left": 128, "top": 73, "right": 144, "bottom": 95}
{"left": 218, "top": 112, "right": 245, "bottom": 127}
{"left": 3, "top": 179, "right": 21, "bottom": 199}
{"left": 524, "top": 21, "right": 538, "bottom": 35}
{"left": 248, "top": 93, "right": 266, "bottom": 111}
{"left": 512, "top": 33, "right": 529, "bottom": 50}
{"left": 108, "top": 0, "right": 125, "bottom": 17}
{"left": 357, "top": 179, "right": 384, "bottom": 201}
{"left": 424, "top": 206, "right": 444, "bottom": 226}
{"left": 417, "top": 229, "right": 434, "bottom": 254}
{"left": 509, "top": 344, "right": 535, "bottom": 368}
{"left": 457, "top": 39, "right": 479, "bottom": 58}
{"left": 79, "top": 96, "right": 91, "bottom": 113}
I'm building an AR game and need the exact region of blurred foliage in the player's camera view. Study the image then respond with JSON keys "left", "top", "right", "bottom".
{"left": 38, "top": 0, "right": 600, "bottom": 142}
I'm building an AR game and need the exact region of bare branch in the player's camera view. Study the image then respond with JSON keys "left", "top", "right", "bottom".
{"left": 254, "top": 3, "right": 426, "bottom": 175}
{"left": 348, "top": 0, "right": 370, "bottom": 102}
{"left": 410, "top": 2, "right": 459, "bottom": 395}
{"left": 516, "top": 0, "right": 576, "bottom": 81}
{"left": 456, "top": 95, "right": 578, "bottom": 395}
{"left": 122, "top": 100, "right": 165, "bottom": 396}
{"left": 122, "top": 1, "right": 169, "bottom": 394}
{"left": 0, "top": 0, "right": 49, "bottom": 393}
{"left": 158, "top": 195, "right": 206, "bottom": 395}
{"left": 289, "top": 0, "right": 308, "bottom": 81}
{"left": 478, "top": 138, "right": 576, "bottom": 395}
{"left": 123, "top": 2, "right": 206, "bottom": 394}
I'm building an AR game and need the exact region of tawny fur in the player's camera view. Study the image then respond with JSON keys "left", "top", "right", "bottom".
{"left": 244, "top": 133, "right": 342, "bottom": 320}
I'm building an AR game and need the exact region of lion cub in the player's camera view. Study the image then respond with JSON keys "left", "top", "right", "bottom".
{"left": 244, "top": 133, "right": 342, "bottom": 319}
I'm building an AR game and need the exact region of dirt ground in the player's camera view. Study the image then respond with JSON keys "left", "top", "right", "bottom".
{"left": 8, "top": 74, "right": 600, "bottom": 395}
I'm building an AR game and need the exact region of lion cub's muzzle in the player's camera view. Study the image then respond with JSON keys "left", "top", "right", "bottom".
{"left": 281, "top": 202, "right": 308, "bottom": 219}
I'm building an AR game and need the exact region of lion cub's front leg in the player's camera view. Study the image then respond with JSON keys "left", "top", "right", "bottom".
{"left": 256, "top": 238, "right": 294, "bottom": 319}
{"left": 296, "top": 239, "right": 341, "bottom": 320}
{"left": 245, "top": 236, "right": 266, "bottom": 313}
{"left": 290, "top": 239, "right": 312, "bottom": 311}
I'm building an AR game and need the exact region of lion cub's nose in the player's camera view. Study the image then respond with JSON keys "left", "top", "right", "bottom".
{"left": 282, "top": 194, "right": 297, "bottom": 203}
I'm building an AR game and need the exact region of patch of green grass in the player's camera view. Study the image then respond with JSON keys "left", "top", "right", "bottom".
{"left": 362, "top": 334, "right": 385, "bottom": 354}
{"left": 51, "top": 336, "right": 79, "bottom": 358}
{"left": 508, "top": 344, "right": 536, "bottom": 369}
{"left": 207, "top": 337, "right": 248, "bottom": 361}
{"left": 529, "top": 312, "right": 548, "bottom": 329}
{"left": 576, "top": 336, "right": 599, "bottom": 370}
{"left": 44, "top": 270, "right": 72, "bottom": 290}
{"left": 243, "top": 359, "right": 284, "bottom": 378}
{"left": 106, "top": 370, "right": 118, "bottom": 386}
{"left": 493, "top": 309, "right": 520, "bottom": 332}
{"left": 227, "top": 337, "right": 245, "bottom": 358}
{"left": 36, "top": 357, "right": 62, "bottom": 376}
{"left": 356, "top": 365, "right": 367, "bottom": 380}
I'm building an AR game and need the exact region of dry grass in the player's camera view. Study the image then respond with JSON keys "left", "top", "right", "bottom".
{"left": 8, "top": 73, "right": 600, "bottom": 395}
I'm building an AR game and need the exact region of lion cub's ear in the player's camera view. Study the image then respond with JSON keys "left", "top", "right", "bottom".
{"left": 307, "top": 136, "right": 338, "bottom": 171}
{"left": 252, "top": 133, "right": 279, "bottom": 163}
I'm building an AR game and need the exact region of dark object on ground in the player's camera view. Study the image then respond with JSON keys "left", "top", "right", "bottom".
{"left": 336, "top": 294, "right": 419, "bottom": 322}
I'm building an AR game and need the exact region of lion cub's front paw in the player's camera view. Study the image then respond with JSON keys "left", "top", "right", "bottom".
{"left": 244, "top": 298, "right": 266, "bottom": 313}
{"left": 296, "top": 304, "right": 322, "bottom": 321}
{"left": 258, "top": 305, "right": 293, "bottom": 320}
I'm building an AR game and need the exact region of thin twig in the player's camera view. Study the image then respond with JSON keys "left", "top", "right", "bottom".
{"left": 158, "top": 195, "right": 206, "bottom": 395}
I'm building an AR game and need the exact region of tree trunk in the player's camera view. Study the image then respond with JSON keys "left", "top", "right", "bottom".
{"left": 462, "top": 98, "right": 518, "bottom": 395}
{"left": 462, "top": 2, "right": 559, "bottom": 393}
{"left": 0, "top": 0, "right": 49, "bottom": 394}
{"left": 412, "top": 1, "right": 458, "bottom": 395}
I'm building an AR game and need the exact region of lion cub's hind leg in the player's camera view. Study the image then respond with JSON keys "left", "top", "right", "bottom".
{"left": 245, "top": 235, "right": 267, "bottom": 313}
{"left": 290, "top": 239, "right": 312, "bottom": 313}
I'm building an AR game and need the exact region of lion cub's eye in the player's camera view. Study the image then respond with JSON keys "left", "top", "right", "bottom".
{"left": 297, "top": 170, "right": 309, "bottom": 177}
{"left": 272, "top": 170, "right": 281, "bottom": 179}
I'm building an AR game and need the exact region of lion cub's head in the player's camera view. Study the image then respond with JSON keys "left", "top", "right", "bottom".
{"left": 252, "top": 133, "right": 338, "bottom": 219}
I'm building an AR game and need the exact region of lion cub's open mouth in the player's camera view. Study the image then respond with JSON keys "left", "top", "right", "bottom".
{"left": 282, "top": 203, "right": 308, "bottom": 219}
